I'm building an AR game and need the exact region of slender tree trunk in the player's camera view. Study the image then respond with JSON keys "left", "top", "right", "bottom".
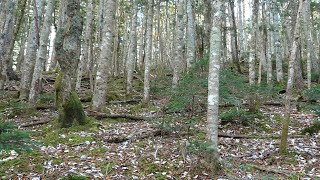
{"left": 29, "top": 0, "right": 55, "bottom": 103}
{"left": 172, "top": 0, "right": 185, "bottom": 89}
{"left": 19, "top": 0, "right": 44, "bottom": 99}
{"left": 302, "top": 0, "right": 314, "bottom": 89}
{"left": 76, "top": 0, "right": 94, "bottom": 91}
{"left": 91, "top": 0, "right": 116, "bottom": 111}
{"left": 126, "top": 0, "right": 138, "bottom": 94}
{"left": 0, "top": 0, "right": 16, "bottom": 90}
{"left": 143, "top": 0, "right": 154, "bottom": 104}
{"left": 207, "top": 0, "right": 222, "bottom": 165}
{"left": 280, "top": 0, "right": 303, "bottom": 154}
{"left": 238, "top": 0, "right": 244, "bottom": 56}
{"left": 138, "top": 6, "right": 148, "bottom": 71}
{"left": 273, "top": 9, "right": 283, "bottom": 83}
{"left": 229, "top": 0, "right": 241, "bottom": 73}
{"left": 203, "top": 0, "right": 211, "bottom": 55}
{"left": 186, "top": 0, "right": 196, "bottom": 69}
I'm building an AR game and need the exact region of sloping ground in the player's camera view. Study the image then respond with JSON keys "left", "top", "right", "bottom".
{"left": 0, "top": 72, "right": 319, "bottom": 179}
{"left": 0, "top": 99, "right": 319, "bottom": 179}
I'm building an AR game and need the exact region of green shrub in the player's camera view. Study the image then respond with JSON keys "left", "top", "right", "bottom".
{"left": 301, "top": 120, "right": 320, "bottom": 135}
{"left": 0, "top": 122, "right": 34, "bottom": 151}
{"left": 303, "top": 85, "right": 320, "bottom": 102}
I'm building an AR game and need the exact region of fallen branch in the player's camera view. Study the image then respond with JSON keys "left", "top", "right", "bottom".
{"left": 104, "top": 130, "right": 166, "bottom": 143}
{"left": 20, "top": 119, "right": 52, "bottom": 128}
{"left": 109, "top": 99, "right": 141, "bottom": 104}
{"left": 86, "top": 110, "right": 146, "bottom": 121}
{"left": 35, "top": 105, "right": 56, "bottom": 110}
{"left": 218, "top": 133, "right": 305, "bottom": 139}
{"left": 252, "top": 165, "right": 291, "bottom": 176}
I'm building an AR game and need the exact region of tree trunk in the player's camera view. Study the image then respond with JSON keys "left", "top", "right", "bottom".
{"left": 172, "top": 0, "right": 185, "bottom": 89}
{"left": 207, "top": 0, "right": 222, "bottom": 165}
{"left": 91, "top": 0, "right": 116, "bottom": 111}
{"left": 186, "top": 0, "right": 196, "bottom": 69}
{"left": 280, "top": 0, "right": 303, "bottom": 154}
{"left": 19, "top": 0, "right": 44, "bottom": 99}
{"left": 126, "top": 0, "right": 138, "bottom": 94}
{"left": 29, "top": 0, "right": 55, "bottom": 104}
{"left": 229, "top": 0, "right": 241, "bottom": 73}
{"left": 302, "top": 0, "right": 314, "bottom": 89}
{"left": 54, "top": 0, "right": 85, "bottom": 128}
{"left": 273, "top": 10, "right": 283, "bottom": 83}
{"left": 143, "top": 0, "right": 153, "bottom": 104}
{"left": 0, "top": 0, "right": 16, "bottom": 90}
{"left": 76, "top": 0, "right": 94, "bottom": 91}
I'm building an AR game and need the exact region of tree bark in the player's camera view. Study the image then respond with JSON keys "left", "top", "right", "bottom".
{"left": 54, "top": 0, "right": 85, "bottom": 128}
{"left": 29, "top": 0, "right": 55, "bottom": 104}
{"left": 19, "top": 0, "right": 44, "bottom": 99}
{"left": 126, "top": 0, "right": 138, "bottom": 94}
{"left": 91, "top": 0, "right": 116, "bottom": 111}
{"left": 280, "top": 0, "right": 303, "bottom": 154}
{"left": 172, "top": 0, "right": 185, "bottom": 89}
{"left": 186, "top": 0, "right": 196, "bottom": 69}
{"left": 0, "top": 0, "right": 16, "bottom": 90}
{"left": 207, "top": 0, "right": 222, "bottom": 163}
{"left": 143, "top": 0, "right": 154, "bottom": 104}
{"left": 76, "top": 0, "right": 94, "bottom": 91}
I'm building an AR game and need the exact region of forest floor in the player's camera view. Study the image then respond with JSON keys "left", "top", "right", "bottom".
{"left": 0, "top": 74, "right": 320, "bottom": 180}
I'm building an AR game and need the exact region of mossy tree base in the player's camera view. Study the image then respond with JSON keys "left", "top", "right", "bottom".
{"left": 55, "top": 72, "right": 86, "bottom": 128}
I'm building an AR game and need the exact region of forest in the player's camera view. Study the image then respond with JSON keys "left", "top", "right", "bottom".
{"left": 0, "top": 0, "right": 320, "bottom": 179}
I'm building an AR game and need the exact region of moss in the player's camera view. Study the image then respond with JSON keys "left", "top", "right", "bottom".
{"left": 0, "top": 151, "right": 44, "bottom": 176}
{"left": 60, "top": 91, "right": 86, "bottom": 128}
{"left": 56, "top": 73, "right": 86, "bottom": 128}
{"left": 55, "top": 72, "right": 63, "bottom": 110}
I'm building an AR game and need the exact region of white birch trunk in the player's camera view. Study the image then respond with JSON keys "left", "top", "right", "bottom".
{"left": 207, "top": 0, "right": 222, "bottom": 162}
{"left": 29, "top": 0, "right": 54, "bottom": 103}
{"left": 186, "top": 0, "right": 196, "bottom": 69}
{"left": 143, "top": 0, "right": 153, "bottom": 104}
{"left": 126, "top": 0, "right": 138, "bottom": 94}
{"left": 172, "top": 0, "right": 185, "bottom": 89}
{"left": 302, "top": 0, "right": 313, "bottom": 89}
{"left": 76, "top": 0, "right": 94, "bottom": 91}
{"left": 91, "top": 0, "right": 116, "bottom": 111}
{"left": 20, "top": 0, "right": 43, "bottom": 99}
{"left": 273, "top": 11, "right": 283, "bottom": 82}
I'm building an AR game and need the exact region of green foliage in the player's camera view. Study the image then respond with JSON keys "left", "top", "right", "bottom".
{"left": 166, "top": 58, "right": 209, "bottom": 113}
{"left": 0, "top": 100, "right": 35, "bottom": 118}
{"left": 38, "top": 92, "right": 55, "bottom": 105}
{"left": 220, "top": 108, "right": 265, "bottom": 126}
{"left": 303, "top": 85, "right": 320, "bottom": 102}
{"left": 219, "top": 69, "right": 247, "bottom": 106}
{"left": 41, "top": 117, "right": 97, "bottom": 146}
{"left": 0, "top": 122, "right": 34, "bottom": 151}
{"left": 301, "top": 120, "right": 320, "bottom": 135}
